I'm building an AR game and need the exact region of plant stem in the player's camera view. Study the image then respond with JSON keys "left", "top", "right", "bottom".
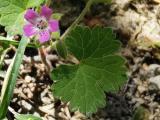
{"left": 38, "top": 47, "right": 51, "bottom": 73}
{"left": 60, "top": 0, "right": 93, "bottom": 41}
{"left": 0, "top": 36, "right": 29, "bottom": 119}
{"left": 46, "top": 0, "right": 94, "bottom": 70}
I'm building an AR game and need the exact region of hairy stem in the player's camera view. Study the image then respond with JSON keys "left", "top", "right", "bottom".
{"left": 38, "top": 47, "right": 51, "bottom": 73}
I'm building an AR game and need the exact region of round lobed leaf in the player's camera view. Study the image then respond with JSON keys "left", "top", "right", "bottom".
{"left": 51, "top": 26, "right": 127, "bottom": 115}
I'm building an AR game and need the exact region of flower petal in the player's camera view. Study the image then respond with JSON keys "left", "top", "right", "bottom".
{"left": 40, "top": 5, "right": 52, "bottom": 19}
{"left": 24, "top": 9, "right": 38, "bottom": 24}
{"left": 23, "top": 24, "right": 37, "bottom": 37}
{"left": 39, "top": 30, "right": 50, "bottom": 43}
{"left": 49, "top": 20, "right": 59, "bottom": 32}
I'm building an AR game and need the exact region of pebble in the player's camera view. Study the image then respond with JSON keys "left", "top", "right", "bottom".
{"left": 25, "top": 75, "right": 32, "bottom": 83}
{"left": 42, "top": 97, "right": 51, "bottom": 104}
{"left": 30, "top": 87, "right": 35, "bottom": 92}
{"left": 138, "top": 86, "right": 146, "bottom": 94}
{"left": 39, "top": 104, "right": 55, "bottom": 116}
{"left": 27, "top": 89, "right": 33, "bottom": 98}
{"left": 22, "top": 84, "right": 27, "bottom": 88}
{"left": 148, "top": 83, "right": 159, "bottom": 92}
{"left": 21, "top": 100, "right": 32, "bottom": 110}
{"left": 28, "top": 83, "right": 34, "bottom": 88}
{"left": 149, "top": 75, "right": 160, "bottom": 89}
{"left": 147, "top": 64, "right": 160, "bottom": 72}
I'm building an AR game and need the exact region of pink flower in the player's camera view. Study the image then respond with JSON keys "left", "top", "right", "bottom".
{"left": 23, "top": 6, "right": 59, "bottom": 43}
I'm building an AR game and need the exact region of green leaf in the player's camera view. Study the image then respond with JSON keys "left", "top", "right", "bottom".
{"left": 51, "top": 26, "right": 127, "bottom": 115}
{"left": 51, "top": 31, "right": 60, "bottom": 39}
{"left": 0, "top": 0, "right": 45, "bottom": 35}
{"left": 26, "top": 0, "right": 44, "bottom": 8}
{"left": 0, "top": 36, "right": 29, "bottom": 119}
{"left": 56, "top": 40, "right": 68, "bottom": 59}
{"left": 51, "top": 13, "right": 64, "bottom": 20}
{"left": 15, "top": 114, "right": 42, "bottom": 120}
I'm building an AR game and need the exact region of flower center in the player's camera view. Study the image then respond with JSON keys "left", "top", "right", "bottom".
{"left": 36, "top": 19, "right": 48, "bottom": 30}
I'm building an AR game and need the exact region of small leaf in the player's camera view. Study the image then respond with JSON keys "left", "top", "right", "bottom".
{"left": 51, "top": 26, "right": 127, "bottom": 115}
{"left": 26, "top": 0, "right": 45, "bottom": 8}
{"left": 51, "top": 13, "right": 64, "bottom": 20}
{"left": 51, "top": 31, "right": 60, "bottom": 39}
{"left": 0, "top": 0, "right": 45, "bottom": 35}
{"left": 15, "top": 114, "right": 42, "bottom": 120}
{"left": 56, "top": 40, "right": 68, "bottom": 59}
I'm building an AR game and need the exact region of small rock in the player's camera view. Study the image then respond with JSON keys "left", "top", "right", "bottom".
{"left": 21, "top": 100, "right": 33, "bottom": 110}
{"left": 39, "top": 104, "right": 55, "bottom": 116}
{"left": 28, "top": 83, "right": 34, "bottom": 88}
{"left": 25, "top": 75, "right": 32, "bottom": 83}
{"left": 30, "top": 87, "right": 35, "bottom": 92}
{"left": 42, "top": 97, "right": 51, "bottom": 104}
{"left": 138, "top": 86, "right": 146, "bottom": 94}
{"left": 149, "top": 75, "right": 160, "bottom": 89}
{"left": 148, "top": 64, "right": 160, "bottom": 71}
{"left": 148, "top": 83, "right": 159, "bottom": 92}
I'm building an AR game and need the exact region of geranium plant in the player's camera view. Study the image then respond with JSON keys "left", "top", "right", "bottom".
{"left": 0, "top": 0, "right": 127, "bottom": 119}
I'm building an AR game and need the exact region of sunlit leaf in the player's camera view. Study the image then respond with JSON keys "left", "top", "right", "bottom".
{"left": 51, "top": 26, "right": 127, "bottom": 115}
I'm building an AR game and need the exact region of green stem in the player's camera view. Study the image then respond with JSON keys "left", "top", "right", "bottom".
{"left": 60, "top": 0, "right": 93, "bottom": 41}
{"left": 0, "top": 36, "right": 29, "bottom": 119}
